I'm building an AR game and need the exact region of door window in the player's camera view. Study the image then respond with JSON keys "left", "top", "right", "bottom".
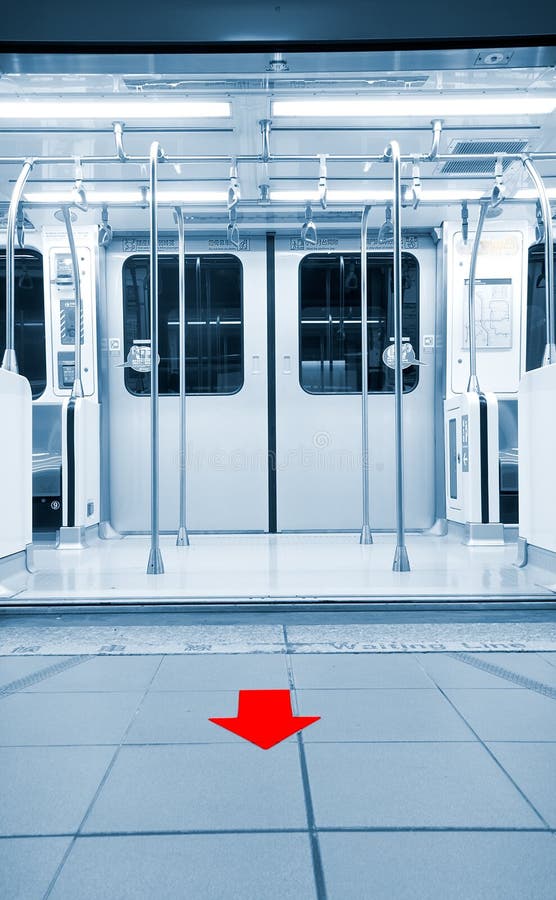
{"left": 526, "top": 245, "right": 556, "bottom": 371}
{"left": 123, "top": 254, "right": 243, "bottom": 395}
{"left": 0, "top": 249, "right": 46, "bottom": 399}
{"left": 299, "top": 253, "right": 420, "bottom": 394}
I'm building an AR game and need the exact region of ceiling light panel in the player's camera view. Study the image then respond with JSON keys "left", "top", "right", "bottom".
{"left": 23, "top": 189, "right": 229, "bottom": 204}
{"left": 270, "top": 189, "right": 485, "bottom": 202}
{"left": 272, "top": 96, "right": 556, "bottom": 118}
{"left": 0, "top": 100, "right": 231, "bottom": 120}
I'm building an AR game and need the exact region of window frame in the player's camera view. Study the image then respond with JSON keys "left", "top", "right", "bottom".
{"left": 525, "top": 242, "right": 556, "bottom": 373}
{"left": 297, "top": 250, "right": 421, "bottom": 396}
{"left": 122, "top": 252, "right": 245, "bottom": 398}
{"left": 0, "top": 246, "right": 47, "bottom": 400}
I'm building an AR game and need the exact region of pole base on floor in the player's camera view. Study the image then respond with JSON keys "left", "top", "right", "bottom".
{"left": 146, "top": 547, "right": 165, "bottom": 575}
{"left": 176, "top": 526, "right": 190, "bottom": 547}
{"left": 392, "top": 544, "right": 411, "bottom": 572}
{"left": 360, "top": 525, "right": 373, "bottom": 545}
{"left": 466, "top": 374, "right": 481, "bottom": 393}
{"left": 1, "top": 348, "right": 18, "bottom": 373}
{"left": 515, "top": 536, "right": 528, "bottom": 568}
{"left": 542, "top": 343, "right": 556, "bottom": 367}
{"left": 99, "top": 521, "right": 123, "bottom": 541}
{"left": 56, "top": 526, "right": 87, "bottom": 550}
{"left": 464, "top": 522, "right": 505, "bottom": 546}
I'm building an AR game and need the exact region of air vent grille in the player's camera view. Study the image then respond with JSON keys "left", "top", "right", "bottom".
{"left": 441, "top": 140, "right": 528, "bottom": 175}
{"left": 123, "top": 75, "right": 429, "bottom": 94}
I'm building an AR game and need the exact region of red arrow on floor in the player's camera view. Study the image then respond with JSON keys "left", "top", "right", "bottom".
{"left": 209, "top": 689, "right": 320, "bottom": 750}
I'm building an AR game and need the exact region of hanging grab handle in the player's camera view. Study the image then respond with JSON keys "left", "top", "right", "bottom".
{"left": 535, "top": 200, "right": 545, "bottom": 244}
{"left": 113, "top": 122, "right": 129, "bottom": 162}
{"left": 427, "top": 119, "right": 443, "bottom": 161}
{"left": 98, "top": 205, "right": 113, "bottom": 247}
{"left": 461, "top": 200, "right": 469, "bottom": 243}
{"left": 16, "top": 207, "right": 25, "bottom": 249}
{"left": 301, "top": 202, "right": 317, "bottom": 247}
{"left": 72, "top": 157, "right": 88, "bottom": 212}
{"left": 259, "top": 119, "right": 271, "bottom": 163}
{"left": 227, "top": 204, "right": 240, "bottom": 250}
{"left": 411, "top": 161, "right": 422, "bottom": 209}
{"left": 226, "top": 159, "right": 241, "bottom": 249}
{"left": 227, "top": 159, "right": 241, "bottom": 210}
{"left": 491, "top": 159, "right": 505, "bottom": 208}
{"left": 318, "top": 155, "right": 328, "bottom": 210}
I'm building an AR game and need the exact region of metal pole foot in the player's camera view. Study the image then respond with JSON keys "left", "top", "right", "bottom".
{"left": 146, "top": 548, "right": 165, "bottom": 575}
{"left": 99, "top": 521, "right": 124, "bottom": 541}
{"left": 2, "top": 348, "right": 18, "bottom": 373}
{"left": 57, "top": 526, "right": 87, "bottom": 549}
{"left": 542, "top": 342, "right": 556, "bottom": 367}
{"left": 176, "top": 527, "right": 190, "bottom": 547}
{"left": 360, "top": 525, "right": 373, "bottom": 545}
{"left": 515, "top": 536, "right": 528, "bottom": 568}
{"left": 392, "top": 545, "right": 410, "bottom": 572}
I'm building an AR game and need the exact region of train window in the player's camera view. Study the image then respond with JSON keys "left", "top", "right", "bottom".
{"left": 526, "top": 245, "right": 556, "bottom": 372}
{"left": 0, "top": 249, "right": 46, "bottom": 399}
{"left": 123, "top": 254, "right": 243, "bottom": 395}
{"left": 299, "top": 253, "right": 420, "bottom": 394}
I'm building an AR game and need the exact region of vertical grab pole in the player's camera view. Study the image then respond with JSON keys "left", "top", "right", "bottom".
{"left": 360, "top": 205, "right": 373, "bottom": 544}
{"left": 385, "top": 140, "right": 410, "bottom": 572}
{"left": 523, "top": 157, "right": 556, "bottom": 366}
{"left": 175, "top": 207, "right": 190, "bottom": 547}
{"left": 2, "top": 159, "right": 34, "bottom": 373}
{"left": 467, "top": 202, "right": 489, "bottom": 393}
{"left": 147, "top": 141, "right": 165, "bottom": 575}
{"left": 61, "top": 207, "right": 84, "bottom": 399}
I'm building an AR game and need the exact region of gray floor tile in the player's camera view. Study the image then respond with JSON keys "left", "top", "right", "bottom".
{"left": 0, "top": 692, "right": 142, "bottom": 745}
{"left": 83, "top": 743, "right": 307, "bottom": 832}
{"left": 539, "top": 652, "right": 556, "bottom": 669}
{"left": 445, "top": 689, "right": 556, "bottom": 741}
{"left": 464, "top": 652, "right": 556, "bottom": 686}
{"left": 0, "top": 656, "right": 68, "bottom": 686}
{"left": 125, "top": 690, "right": 274, "bottom": 744}
{"left": 416, "top": 653, "right": 523, "bottom": 689}
{"left": 0, "top": 837, "right": 71, "bottom": 900}
{"left": 487, "top": 743, "right": 556, "bottom": 826}
{"left": 319, "top": 832, "right": 556, "bottom": 900}
{"left": 305, "top": 743, "right": 542, "bottom": 827}
{"left": 49, "top": 833, "right": 317, "bottom": 900}
{"left": 296, "top": 689, "right": 473, "bottom": 741}
{"left": 0, "top": 747, "right": 114, "bottom": 835}
{"left": 23, "top": 655, "right": 163, "bottom": 693}
{"left": 291, "top": 653, "right": 434, "bottom": 689}
{"left": 149, "top": 653, "right": 289, "bottom": 692}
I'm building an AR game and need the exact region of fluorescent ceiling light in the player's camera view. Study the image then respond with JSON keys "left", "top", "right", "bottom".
{"left": 157, "top": 190, "right": 227, "bottom": 203}
{"left": 515, "top": 188, "right": 556, "bottom": 199}
{"left": 270, "top": 188, "right": 484, "bottom": 203}
{"left": 423, "top": 189, "right": 484, "bottom": 201}
{"left": 24, "top": 190, "right": 140, "bottom": 204}
{"left": 271, "top": 189, "right": 392, "bottom": 202}
{"left": 23, "top": 189, "right": 228, "bottom": 205}
{"left": 272, "top": 95, "right": 556, "bottom": 118}
{"left": 0, "top": 99, "right": 231, "bottom": 120}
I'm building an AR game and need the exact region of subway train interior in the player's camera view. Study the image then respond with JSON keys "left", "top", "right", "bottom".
{"left": 1, "top": 45, "right": 556, "bottom": 606}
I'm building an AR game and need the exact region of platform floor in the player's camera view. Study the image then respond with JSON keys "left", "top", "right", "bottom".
{"left": 8, "top": 531, "right": 556, "bottom": 603}
{"left": 1, "top": 617, "right": 556, "bottom": 899}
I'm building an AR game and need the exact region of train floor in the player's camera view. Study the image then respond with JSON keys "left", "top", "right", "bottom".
{"left": 1, "top": 611, "right": 556, "bottom": 899}
{"left": 6, "top": 531, "right": 556, "bottom": 604}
